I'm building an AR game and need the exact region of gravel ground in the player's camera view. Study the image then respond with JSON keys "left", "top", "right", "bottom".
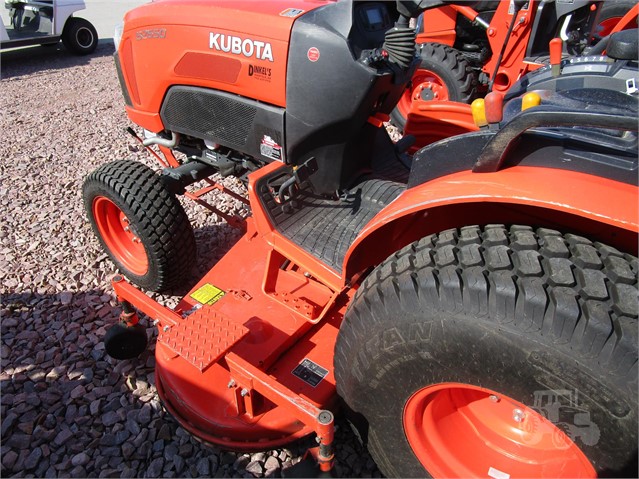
{"left": 0, "top": 43, "right": 382, "bottom": 478}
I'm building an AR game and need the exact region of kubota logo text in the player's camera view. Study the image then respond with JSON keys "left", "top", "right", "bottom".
{"left": 209, "top": 33, "right": 273, "bottom": 62}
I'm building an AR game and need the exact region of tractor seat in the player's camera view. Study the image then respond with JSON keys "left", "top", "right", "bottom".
{"left": 607, "top": 29, "right": 638, "bottom": 61}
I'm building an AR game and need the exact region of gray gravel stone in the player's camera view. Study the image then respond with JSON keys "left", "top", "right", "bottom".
{"left": 196, "top": 457, "right": 210, "bottom": 476}
{"left": 102, "top": 411, "right": 121, "bottom": 427}
{"left": 3, "top": 450, "right": 18, "bottom": 470}
{"left": 53, "top": 428, "right": 74, "bottom": 446}
{"left": 71, "top": 452, "right": 90, "bottom": 467}
{"left": 173, "top": 455, "right": 185, "bottom": 474}
{"left": 264, "top": 456, "right": 280, "bottom": 475}
{"left": 246, "top": 460, "right": 264, "bottom": 476}
{"left": 24, "top": 446, "right": 43, "bottom": 471}
{"left": 145, "top": 457, "right": 164, "bottom": 478}
{"left": 7, "top": 432, "right": 31, "bottom": 449}
{"left": 1, "top": 412, "right": 18, "bottom": 436}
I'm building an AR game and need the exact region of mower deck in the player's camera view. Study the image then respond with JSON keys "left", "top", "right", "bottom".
{"left": 110, "top": 153, "right": 414, "bottom": 451}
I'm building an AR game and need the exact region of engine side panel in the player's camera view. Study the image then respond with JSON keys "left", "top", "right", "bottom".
{"left": 118, "top": 0, "right": 328, "bottom": 132}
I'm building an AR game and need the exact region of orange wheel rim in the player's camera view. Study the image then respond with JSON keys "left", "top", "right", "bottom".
{"left": 398, "top": 68, "right": 451, "bottom": 117}
{"left": 92, "top": 196, "right": 148, "bottom": 276}
{"left": 403, "top": 383, "right": 597, "bottom": 478}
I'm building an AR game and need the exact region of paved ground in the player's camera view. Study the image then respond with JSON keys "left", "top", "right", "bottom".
{"left": 82, "top": 1, "right": 147, "bottom": 40}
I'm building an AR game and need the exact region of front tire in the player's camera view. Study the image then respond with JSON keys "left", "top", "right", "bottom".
{"left": 83, "top": 160, "right": 196, "bottom": 292}
{"left": 62, "top": 17, "right": 98, "bottom": 55}
{"left": 335, "top": 225, "right": 637, "bottom": 477}
{"left": 391, "top": 43, "right": 476, "bottom": 129}
{"left": 593, "top": 0, "right": 637, "bottom": 41}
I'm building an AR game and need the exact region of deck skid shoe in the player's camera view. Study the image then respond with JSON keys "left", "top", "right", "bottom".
{"left": 105, "top": 287, "right": 148, "bottom": 360}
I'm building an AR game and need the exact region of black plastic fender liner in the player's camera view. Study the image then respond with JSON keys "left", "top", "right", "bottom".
{"left": 471, "top": 108, "right": 638, "bottom": 173}
{"left": 407, "top": 131, "right": 494, "bottom": 188}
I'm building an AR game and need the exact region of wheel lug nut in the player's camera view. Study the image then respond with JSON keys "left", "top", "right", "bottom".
{"left": 513, "top": 408, "right": 525, "bottom": 423}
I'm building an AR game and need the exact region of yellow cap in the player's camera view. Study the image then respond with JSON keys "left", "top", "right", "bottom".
{"left": 471, "top": 98, "right": 488, "bottom": 127}
{"left": 521, "top": 92, "right": 541, "bottom": 111}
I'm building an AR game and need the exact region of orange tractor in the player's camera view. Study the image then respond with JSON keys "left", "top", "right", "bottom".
{"left": 83, "top": 0, "right": 638, "bottom": 476}
{"left": 392, "top": 0, "right": 638, "bottom": 128}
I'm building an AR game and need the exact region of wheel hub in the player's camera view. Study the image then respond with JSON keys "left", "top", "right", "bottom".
{"left": 403, "top": 383, "right": 596, "bottom": 478}
{"left": 92, "top": 196, "right": 149, "bottom": 275}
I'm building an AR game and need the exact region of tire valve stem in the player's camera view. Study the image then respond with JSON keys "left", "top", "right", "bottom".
{"left": 513, "top": 408, "right": 526, "bottom": 423}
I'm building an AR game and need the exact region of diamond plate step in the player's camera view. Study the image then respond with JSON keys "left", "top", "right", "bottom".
{"left": 158, "top": 306, "right": 248, "bottom": 371}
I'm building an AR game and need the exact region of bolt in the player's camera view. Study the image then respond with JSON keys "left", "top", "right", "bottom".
{"left": 124, "top": 226, "right": 130, "bottom": 232}
{"left": 163, "top": 325, "right": 170, "bottom": 332}
{"left": 152, "top": 319, "right": 160, "bottom": 326}
{"left": 513, "top": 408, "right": 526, "bottom": 423}
{"left": 318, "top": 410, "right": 334, "bottom": 425}
{"left": 123, "top": 217, "right": 129, "bottom": 223}
{"left": 227, "top": 380, "right": 236, "bottom": 389}
{"left": 132, "top": 237, "right": 141, "bottom": 243}
{"left": 489, "top": 395, "right": 500, "bottom": 403}
{"left": 304, "top": 272, "right": 311, "bottom": 278}
{"left": 240, "top": 388, "right": 249, "bottom": 397}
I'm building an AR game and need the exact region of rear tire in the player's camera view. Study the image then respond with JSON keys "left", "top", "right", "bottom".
{"left": 391, "top": 43, "right": 475, "bottom": 129}
{"left": 335, "top": 225, "right": 637, "bottom": 477}
{"left": 62, "top": 17, "right": 98, "bottom": 55}
{"left": 83, "top": 160, "right": 196, "bottom": 292}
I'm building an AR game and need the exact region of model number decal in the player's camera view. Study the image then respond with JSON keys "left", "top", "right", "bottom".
{"left": 209, "top": 32, "right": 273, "bottom": 62}
{"left": 292, "top": 359, "right": 328, "bottom": 387}
{"left": 136, "top": 28, "right": 166, "bottom": 40}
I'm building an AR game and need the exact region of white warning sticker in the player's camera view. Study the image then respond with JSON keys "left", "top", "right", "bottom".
{"left": 488, "top": 467, "right": 510, "bottom": 479}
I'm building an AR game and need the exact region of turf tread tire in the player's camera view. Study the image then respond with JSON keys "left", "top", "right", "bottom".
{"left": 335, "top": 225, "right": 637, "bottom": 477}
{"left": 83, "top": 160, "right": 196, "bottom": 292}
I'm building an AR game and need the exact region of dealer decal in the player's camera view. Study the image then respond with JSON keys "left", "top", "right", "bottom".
{"left": 209, "top": 32, "right": 273, "bottom": 62}
{"left": 190, "top": 283, "right": 225, "bottom": 305}
{"left": 248, "top": 64, "right": 272, "bottom": 82}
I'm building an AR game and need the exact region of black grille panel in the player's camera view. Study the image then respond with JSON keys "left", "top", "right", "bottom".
{"left": 161, "top": 86, "right": 258, "bottom": 147}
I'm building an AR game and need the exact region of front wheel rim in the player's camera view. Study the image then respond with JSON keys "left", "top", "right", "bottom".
{"left": 403, "top": 383, "right": 596, "bottom": 478}
{"left": 92, "top": 196, "right": 148, "bottom": 276}
{"left": 397, "top": 68, "right": 450, "bottom": 118}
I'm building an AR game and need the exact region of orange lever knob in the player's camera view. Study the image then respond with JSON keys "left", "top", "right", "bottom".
{"left": 484, "top": 92, "right": 504, "bottom": 124}
{"left": 550, "top": 38, "right": 562, "bottom": 76}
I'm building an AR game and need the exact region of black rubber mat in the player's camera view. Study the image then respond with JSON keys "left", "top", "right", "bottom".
{"left": 257, "top": 132, "right": 408, "bottom": 273}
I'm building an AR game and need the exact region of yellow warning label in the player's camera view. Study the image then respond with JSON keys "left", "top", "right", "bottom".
{"left": 190, "top": 283, "right": 225, "bottom": 305}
